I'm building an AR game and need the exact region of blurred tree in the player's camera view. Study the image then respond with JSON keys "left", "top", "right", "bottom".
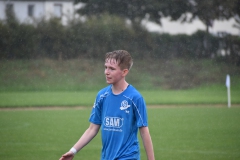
{"left": 74, "top": 0, "right": 239, "bottom": 58}
{"left": 5, "top": 3, "right": 19, "bottom": 27}
{"left": 184, "top": 0, "right": 239, "bottom": 57}
{"left": 36, "top": 18, "right": 67, "bottom": 59}
{"left": 75, "top": 0, "right": 239, "bottom": 33}
{"left": 232, "top": 0, "right": 240, "bottom": 31}
{"left": 188, "top": 0, "right": 238, "bottom": 33}
{"left": 0, "top": 4, "right": 36, "bottom": 59}
{"left": 74, "top": 0, "right": 190, "bottom": 25}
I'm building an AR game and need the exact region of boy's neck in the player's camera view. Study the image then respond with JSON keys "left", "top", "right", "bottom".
{"left": 111, "top": 81, "right": 129, "bottom": 95}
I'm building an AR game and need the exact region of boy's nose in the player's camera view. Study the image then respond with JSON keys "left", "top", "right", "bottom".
{"left": 105, "top": 69, "right": 109, "bottom": 75}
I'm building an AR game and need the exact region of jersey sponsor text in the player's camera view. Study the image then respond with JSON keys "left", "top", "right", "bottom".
{"left": 104, "top": 117, "right": 123, "bottom": 128}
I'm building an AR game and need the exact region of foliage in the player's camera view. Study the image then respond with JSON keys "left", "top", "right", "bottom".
{"left": 0, "top": 21, "right": 36, "bottom": 59}
{"left": 75, "top": 0, "right": 240, "bottom": 32}
{"left": 74, "top": 0, "right": 240, "bottom": 58}
{"left": 4, "top": 3, "right": 19, "bottom": 27}
{"left": 74, "top": 0, "right": 194, "bottom": 25}
{"left": 188, "top": 0, "right": 238, "bottom": 32}
{"left": 35, "top": 18, "right": 67, "bottom": 59}
{"left": 0, "top": 11, "right": 240, "bottom": 64}
{"left": 233, "top": 0, "right": 240, "bottom": 31}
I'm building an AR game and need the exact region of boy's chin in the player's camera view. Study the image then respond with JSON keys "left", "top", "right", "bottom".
{"left": 106, "top": 81, "right": 112, "bottom": 84}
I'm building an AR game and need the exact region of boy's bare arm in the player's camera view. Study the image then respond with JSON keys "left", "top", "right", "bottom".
{"left": 59, "top": 123, "right": 100, "bottom": 160}
{"left": 73, "top": 123, "right": 100, "bottom": 151}
{"left": 139, "top": 126, "right": 155, "bottom": 160}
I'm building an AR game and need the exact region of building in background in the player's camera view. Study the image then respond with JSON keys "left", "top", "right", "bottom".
{"left": 0, "top": 0, "right": 75, "bottom": 25}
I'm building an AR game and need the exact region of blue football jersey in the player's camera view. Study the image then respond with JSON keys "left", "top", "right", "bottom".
{"left": 89, "top": 85, "right": 148, "bottom": 160}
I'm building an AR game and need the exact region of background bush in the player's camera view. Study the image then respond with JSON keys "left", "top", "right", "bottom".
{"left": 0, "top": 14, "right": 240, "bottom": 65}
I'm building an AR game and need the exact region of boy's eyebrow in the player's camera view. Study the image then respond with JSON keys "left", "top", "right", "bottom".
{"left": 104, "top": 64, "right": 116, "bottom": 68}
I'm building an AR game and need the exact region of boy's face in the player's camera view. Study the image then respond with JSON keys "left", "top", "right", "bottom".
{"left": 104, "top": 58, "right": 128, "bottom": 85}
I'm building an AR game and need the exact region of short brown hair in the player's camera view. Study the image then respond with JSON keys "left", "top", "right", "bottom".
{"left": 105, "top": 50, "right": 133, "bottom": 70}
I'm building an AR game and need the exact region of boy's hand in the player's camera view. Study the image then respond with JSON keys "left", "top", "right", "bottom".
{"left": 59, "top": 151, "right": 74, "bottom": 160}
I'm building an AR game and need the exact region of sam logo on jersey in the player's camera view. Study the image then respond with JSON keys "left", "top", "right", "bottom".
{"left": 104, "top": 117, "right": 124, "bottom": 128}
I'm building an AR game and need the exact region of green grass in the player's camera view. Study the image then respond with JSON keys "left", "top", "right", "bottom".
{"left": 0, "top": 59, "right": 106, "bottom": 92}
{"left": 0, "top": 91, "right": 96, "bottom": 107}
{"left": 0, "top": 84, "right": 239, "bottom": 107}
{"left": 148, "top": 107, "right": 240, "bottom": 160}
{"left": 1, "top": 59, "right": 240, "bottom": 92}
{"left": 0, "top": 107, "right": 240, "bottom": 160}
{"left": 0, "top": 59, "right": 239, "bottom": 107}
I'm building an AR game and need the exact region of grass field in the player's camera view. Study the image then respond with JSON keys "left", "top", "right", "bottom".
{"left": 0, "top": 86, "right": 240, "bottom": 107}
{"left": 1, "top": 59, "right": 240, "bottom": 107}
{"left": 0, "top": 107, "right": 240, "bottom": 160}
{"left": 0, "top": 59, "right": 239, "bottom": 159}
{"left": 1, "top": 59, "right": 240, "bottom": 92}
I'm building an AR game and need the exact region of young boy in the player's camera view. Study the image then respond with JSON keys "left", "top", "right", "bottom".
{"left": 60, "top": 50, "right": 155, "bottom": 160}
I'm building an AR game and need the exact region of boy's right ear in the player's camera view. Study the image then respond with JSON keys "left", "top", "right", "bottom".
{"left": 122, "top": 69, "right": 129, "bottom": 77}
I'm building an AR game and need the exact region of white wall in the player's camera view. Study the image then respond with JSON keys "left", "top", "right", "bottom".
{"left": 0, "top": 0, "right": 75, "bottom": 25}
{"left": 44, "top": 1, "right": 75, "bottom": 25}
{"left": 143, "top": 17, "right": 240, "bottom": 36}
{"left": 0, "top": 1, "right": 7, "bottom": 20}
{"left": 16, "top": 1, "right": 45, "bottom": 23}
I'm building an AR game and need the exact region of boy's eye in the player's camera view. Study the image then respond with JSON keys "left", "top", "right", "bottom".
{"left": 105, "top": 66, "right": 115, "bottom": 70}
{"left": 109, "top": 67, "right": 115, "bottom": 70}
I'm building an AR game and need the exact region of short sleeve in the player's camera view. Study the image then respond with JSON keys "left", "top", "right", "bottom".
{"left": 89, "top": 99, "right": 102, "bottom": 125}
{"left": 133, "top": 97, "right": 148, "bottom": 127}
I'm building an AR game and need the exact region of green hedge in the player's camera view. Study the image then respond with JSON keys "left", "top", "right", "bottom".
{"left": 0, "top": 14, "right": 239, "bottom": 65}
